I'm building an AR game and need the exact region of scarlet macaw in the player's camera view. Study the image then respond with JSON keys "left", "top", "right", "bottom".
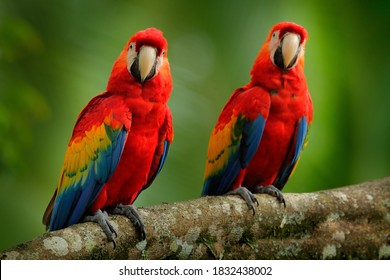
{"left": 202, "top": 22, "right": 313, "bottom": 212}
{"left": 43, "top": 28, "right": 173, "bottom": 246}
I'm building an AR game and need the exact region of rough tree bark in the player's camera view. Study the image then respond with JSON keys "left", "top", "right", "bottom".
{"left": 1, "top": 177, "right": 390, "bottom": 260}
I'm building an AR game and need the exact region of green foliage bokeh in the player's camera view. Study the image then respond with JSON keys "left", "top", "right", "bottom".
{"left": 1, "top": 0, "right": 389, "bottom": 251}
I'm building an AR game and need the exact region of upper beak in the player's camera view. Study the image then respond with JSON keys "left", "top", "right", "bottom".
{"left": 281, "top": 33, "right": 300, "bottom": 69}
{"left": 130, "top": 45, "right": 157, "bottom": 83}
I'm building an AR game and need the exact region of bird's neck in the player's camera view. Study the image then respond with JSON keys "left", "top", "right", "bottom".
{"left": 249, "top": 62, "right": 306, "bottom": 93}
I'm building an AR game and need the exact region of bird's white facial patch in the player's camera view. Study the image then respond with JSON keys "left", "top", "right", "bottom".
{"left": 269, "top": 30, "right": 280, "bottom": 62}
{"left": 127, "top": 42, "right": 137, "bottom": 73}
{"left": 155, "top": 50, "right": 164, "bottom": 74}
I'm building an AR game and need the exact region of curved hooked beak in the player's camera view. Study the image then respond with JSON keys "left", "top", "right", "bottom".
{"left": 282, "top": 33, "right": 300, "bottom": 69}
{"left": 274, "top": 33, "right": 301, "bottom": 70}
{"left": 130, "top": 46, "right": 157, "bottom": 83}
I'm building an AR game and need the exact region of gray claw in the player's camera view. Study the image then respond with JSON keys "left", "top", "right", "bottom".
{"left": 112, "top": 204, "right": 146, "bottom": 240}
{"left": 254, "top": 185, "right": 286, "bottom": 208}
{"left": 226, "top": 186, "right": 259, "bottom": 215}
{"left": 84, "top": 209, "right": 117, "bottom": 248}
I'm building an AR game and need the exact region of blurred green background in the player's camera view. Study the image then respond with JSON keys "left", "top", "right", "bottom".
{"left": 1, "top": 0, "right": 389, "bottom": 251}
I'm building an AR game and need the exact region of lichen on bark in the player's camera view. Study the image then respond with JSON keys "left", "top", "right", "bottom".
{"left": 1, "top": 177, "right": 390, "bottom": 260}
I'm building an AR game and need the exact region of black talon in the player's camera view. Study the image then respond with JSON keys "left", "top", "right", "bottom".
{"left": 254, "top": 185, "right": 286, "bottom": 208}
{"left": 112, "top": 204, "right": 146, "bottom": 240}
{"left": 83, "top": 209, "right": 117, "bottom": 248}
{"left": 226, "top": 186, "right": 259, "bottom": 215}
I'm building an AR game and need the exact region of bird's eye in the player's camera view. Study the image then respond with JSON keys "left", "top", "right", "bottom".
{"left": 162, "top": 50, "right": 165, "bottom": 55}
{"left": 272, "top": 32, "right": 277, "bottom": 38}
{"left": 129, "top": 43, "right": 134, "bottom": 50}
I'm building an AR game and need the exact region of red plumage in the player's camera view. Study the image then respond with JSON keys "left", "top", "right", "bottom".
{"left": 43, "top": 28, "right": 173, "bottom": 245}
{"left": 203, "top": 22, "right": 313, "bottom": 210}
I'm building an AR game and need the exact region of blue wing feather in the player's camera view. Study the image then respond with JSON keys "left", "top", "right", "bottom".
{"left": 157, "top": 140, "right": 169, "bottom": 175}
{"left": 217, "top": 156, "right": 240, "bottom": 195}
{"left": 202, "top": 114, "right": 266, "bottom": 196}
{"left": 131, "top": 140, "right": 170, "bottom": 203}
{"left": 274, "top": 116, "right": 308, "bottom": 189}
{"left": 144, "top": 140, "right": 170, "bottom": 190}
{"left": 49, "top": 127, "right": 127, "bottom": 231}
{"left": 241, "top": 115, "right": 266, "bottom": 167}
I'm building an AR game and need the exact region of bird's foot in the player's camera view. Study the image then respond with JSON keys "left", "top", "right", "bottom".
{"left": 226, "top": 186, "right": 259, "bottom": 215}
{"left": 83, "top": 209, "right": 118, "bottom": 248}
{"left": 254, "top": 185, "right": 286, "bottom": 208}
{"left": 112, "top": 204, "right": 146, "bottom": 240}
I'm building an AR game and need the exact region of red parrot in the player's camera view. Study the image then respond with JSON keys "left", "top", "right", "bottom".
{"left": 42, "top": 28, "right": 173, "bottom": 246}
{"left": 202, "top": 22, "right": 313, "bottom": 212}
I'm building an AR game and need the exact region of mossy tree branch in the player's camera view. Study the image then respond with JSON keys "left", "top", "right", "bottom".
{"left": 2, "top": 177, "right": 390, "bottom": 260}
